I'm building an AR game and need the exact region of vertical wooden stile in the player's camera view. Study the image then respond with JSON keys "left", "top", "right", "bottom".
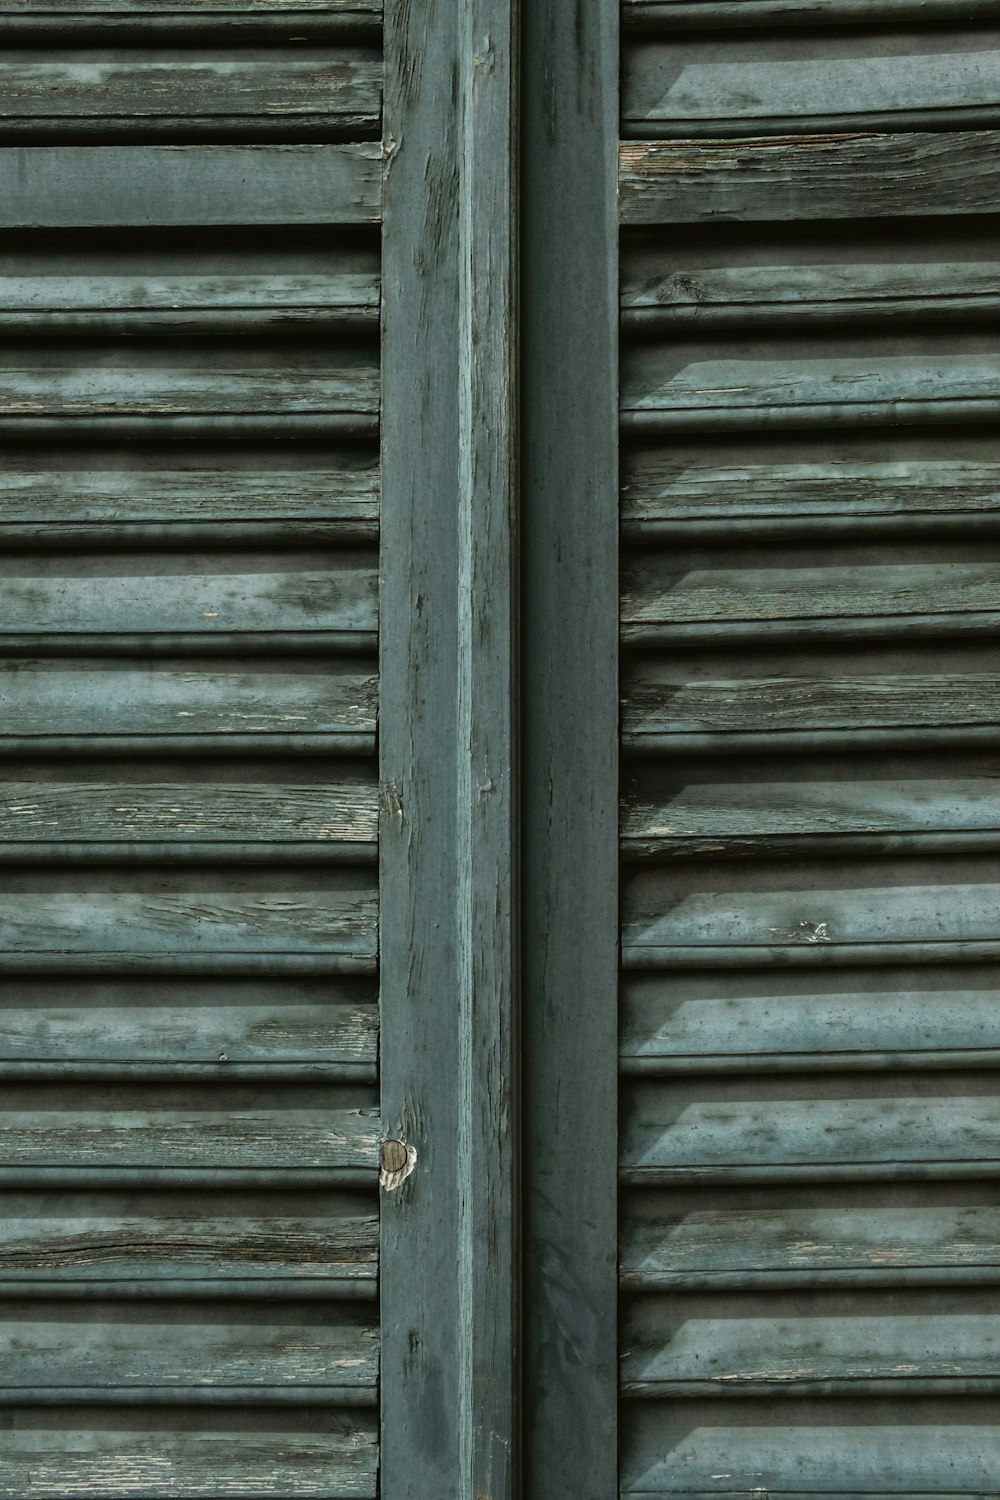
{"left": 380, "top": 0, "right": 519, "bottom": 1493}
{"left": 521, "top": 0, "right": 621, "bottom": 1495}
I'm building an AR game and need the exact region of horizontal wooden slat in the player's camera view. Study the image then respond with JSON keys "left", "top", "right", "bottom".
{"left": 624, "top": 879, "right": 1000, "bottom": 967}
{"left": 621, "top": 344, "right": 1000, "bottom": 432}
{"left": 621, "top": 261, "right": 1000, "bottom": 330}
{"left": 0, "top": 1107, "right": 379, "bottom": 1181}
{"left": 620, "top": 132, "right": 1000, "bottom": 225}
{"left": 0, "top": 565, "right": 377, "bottom": 653}
{"left": 0, "top": 886, "right": 377, "bottom": 973}
{"left": 622, "top": 1294, "right": 1000, "bottom": 1396}
{"left": 0, "top": 466, "right": 379, "bottom": 544}
{"left": 0, "top": 1423, "right": 378, "bottom": 1500}
{"left": 0, "top": 1207, "right": 377, "bottom": 1293}
{"left": 622, "top": 563, "right": 1000, "bottom": 643}
{"left": 622, "top": 780, "right": 1000, "bottom": 859}
{"left": 620, "top": 1205, "right": 1000, "bottom": 1288}
{"left": 621, "top": 977, "right": 1000, "bottom": 1073}
{"left": 623, "top": 0, "right": 1000, "bottom": 27}
{"left": 0, "top": 1305, "right": 377, "bottom": 1402}
{"left": 623, "top": 37, "right": 1000, "bottom": 136}
{"left": 0, "top": 276, "right": 379, "bottom": 334}
{"left": 0, "top": 145, "right": 381, "bottom": 227}
{"left": 0, "top": 781, "right": 377, "bottom": 861}
{"left": 0, "top": 978, "right": 377, "bottom": 1079}
{"left": 621, "top": 1082, "right": 1000, "bottom": 1182}
{"left": 0, "top": 356, "right": 379, "bottom": 436}
{"left": 0, "top": 665, "right": 377, "bottom": 753}
{"left": 0, "top": 54, "right": 381, "bottom": 138}
{"left": 621, "top": 1400, "right": 1000, "bottom": 1498}
{"left": 623, "top": 671, "right": 1000, "bottom": 752}
{"left": 620, "top": 456, "right": 1000, "bottom": 539}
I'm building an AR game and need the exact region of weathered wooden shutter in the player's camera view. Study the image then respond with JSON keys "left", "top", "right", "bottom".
{"left": 619, "top": 3, "right": 1000, "bottom": 1495}
{"left": 0, "top": 5, "right": 382, "bottom": 1494}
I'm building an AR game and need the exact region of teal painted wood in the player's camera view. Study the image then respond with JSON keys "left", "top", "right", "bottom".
{"left": 0, "top": 275, "right": 379, "bottom": 333}
{"left": 0, "top": 465, "right": 379, "bottom": 544}
{"left": 0, "top": 145, "right": 381, "bottom": 226}
{"left": 0, "top": 1422, "right": 378, "bottom": 1499}
{"left": 621, "top": 456, "right": 1000, "bottom": 539}
{"left": 621, "top": 1201, "right": 1000, "bottom": 1288}
{"left": 0, "top": 883, "right": 377, "bottom": 973}
{"left": 621, "top": 1400, "right": 1000, "bottom": 1497}
{"left": 0, "top": 781, "right": 377, "bottom": 862}
{"left": 621, "top": 1291, "right": 1000, "bottom": 1396}
{"left": 0, "top": 1100, "right": 379, "bottom": 1180}
{"left": 620, "top": 1080, "right": 1000, "bottom": 1183}
{"left": 623, "top": 31, "right": 1000, "bottom": 136}
{"left": 0, "top": 1199, "right": 377, "bottom": 1294}
{"left": 0, "top": 975, "right": 376, "bottom": 1078}
{"left": 621, "top": 343, "right": 1000, "bottom": 434}
{"left": 0, "top": 564, "right": 376, "bottom": 652}
{"left": 620, "top": 133, "right": 1000, "bottom": 224}
{"left": 621, "top": 561, "right": 1000, "bottom": 644}
{"left": 0, "top": 664, "right": 377, "bottom": 753}
{"left": 0, "top": 52, "right": 382, "bottom": 139}
{"left": 621, "top": 261, "right": 1000, "bottom": 331}
{"left": 522, "top": 0, "right": 619, "bottom": 1497}
{"left": 0, "top": 1303, "right": 377, "bottom": 1402}
{"left": 624, "top": 0, "right": 1000, "bottom": 24}
{"left": 622, "top": 665, "right": 1000, "bottom": 751}
{"left": 379, "top": 0, "right": 519, "bottom": 1489}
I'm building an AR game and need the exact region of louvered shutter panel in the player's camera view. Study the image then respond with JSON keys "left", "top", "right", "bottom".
{"left": 619, "top": 4, "right": 1000, "bottom": 1496}
{"left": 0, "top": 6, "right": 382, "bottom": 1495}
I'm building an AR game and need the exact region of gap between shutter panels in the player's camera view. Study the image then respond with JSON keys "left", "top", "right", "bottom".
{"left": 618, "top": 7, "right": 1000, "bottom": 1498}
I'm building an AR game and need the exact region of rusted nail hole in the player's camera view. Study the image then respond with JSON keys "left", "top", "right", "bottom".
{"left": 380, "top": 1138, "right": 417, "bottom": 1192}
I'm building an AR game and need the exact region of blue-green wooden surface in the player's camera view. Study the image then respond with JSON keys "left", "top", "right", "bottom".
{"left": 0, "top": 16, "right": 384, "bottom": 1497}
{"left": 619, "top": 4, "right": 1000, "bottom": 1495}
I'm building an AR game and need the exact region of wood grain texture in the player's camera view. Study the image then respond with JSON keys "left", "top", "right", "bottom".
{"left": 621, "top": 1083, "right": 1000, "bottom": 1182}
{"left": 623, "top": 36, "right": 1000, "bottom": 136}
{"left": 623, "top": 669, "right": 1000, "bottom": 751}
{"left": 621, "top": 344, "right": 1000, "bottom": 433}
{"left": 0, "top": 1207, "right": 377, "bottom": 1290}
{"left": 0, "top": 885, "right": 377, "bottom": 973}
{"left": 0, "top": 356, "right": 378, "bottom": 436}
{"left": 0, "top": 1423, "right": 378, "bottom": 1500}
{"left": 621, "top": 456, "right": 1000, "bottom": 539}
{"left": 0, "top": 53, "right": 381, "bottom": 138}
{"left": 622, "top": 779, "right": 1000, "bottom": 858}
{"left": 623, "top": 879, "right": 1000, "bottom": 967}
{"left": 621, "top": 1403, "right": 1000, "bottom": 1498}
{"left": 0, "top": 978, "right": 376, "bottom": 1078}
{"left": 622, "top": 562, "right": 1000, "bottom": 643}
{"left": 621, "top": 976, "right": 1000, "bottom": 1072}
{"left": 0, "top": 984, "right": 377, "bottom": 1080}
{"left": 380, "top": 0, "right": 520, "bottom": 1490}
{"left": 621, "top": 1204, "right": 1000, "bottom": 1288}
{"left": 0, "top": 565, "right": 376, "bottom": 653}
{"left": 521, "top": 0, "right": 620, "bottom": 1495}
{"left": 622, "top": 1292, "right": 1000, "bottom": 1395}
{"left": 0, "top": 782, "right": 377, "bottom": 859}
{"left": 620, "top": 132, "right": 1000, "bottom": 225}
{"left": 0, "top": 276, "right": 379, "bottom": 334}
{"left": 0, "top": 145, "right": 382, "bottom": 227}
{"left": 0, "top": 1305, "right": 377, "bottom": 1401}
{"left": 0, "top": 1107, "right": 379, "bottom": 1179}
{"left": 0, "top": 664, "right": 377, "bottom": 753}
{"left": 0, "top": 467, "right": 380, "bottom": 544}
{"left": 623, "top": 0, "right": 1000, "bottom": 26}
{"left": 621, "top": 261, "right": 1000, "bottom": 330}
